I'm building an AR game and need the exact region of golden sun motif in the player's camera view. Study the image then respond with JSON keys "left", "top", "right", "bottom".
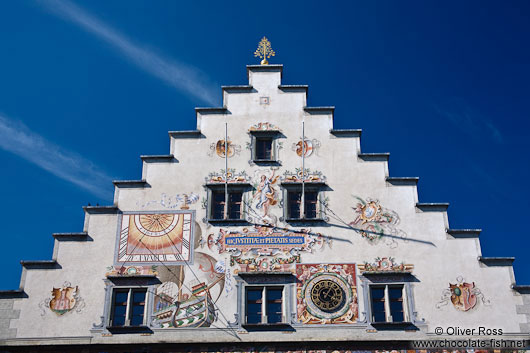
{"left": 128, "top": 214, "right": 183, "bottom": 252}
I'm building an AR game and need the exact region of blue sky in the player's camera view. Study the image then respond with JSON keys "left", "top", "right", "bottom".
{"left": 0, "top": 0, "right": 529, "bottom": 289}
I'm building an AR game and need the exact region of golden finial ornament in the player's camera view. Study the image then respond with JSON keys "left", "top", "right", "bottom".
{"left": 254, "top": 36, "right": 275, "bottom": 65}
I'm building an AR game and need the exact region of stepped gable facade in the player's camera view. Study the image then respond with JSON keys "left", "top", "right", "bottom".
{"left": 0, "top": 64, "right": 529, "bottom": 352}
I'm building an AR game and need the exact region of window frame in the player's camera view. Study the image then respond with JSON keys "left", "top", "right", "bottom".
{"left": 108, "top": 287, "right": 148, "bottom": 328}
{"left": 281, "top": 183, "right": 326, "bottom": 222}
{"left": 206, "top": 184, "right": 250, "bottom": 224}
{"left": 369, "top": 284, "right": 408, "bottom": 323}
{"left": 360, "top": 274, "right": 420, "bottom": 329}
{"left": 244, "top": 285, "right": 286, "bottom": 325}
{"left": 250, "top": 131, "right": 280, "bottom": 164}
{"left": 235, "top": 273, "right": 295, "bottom": 330}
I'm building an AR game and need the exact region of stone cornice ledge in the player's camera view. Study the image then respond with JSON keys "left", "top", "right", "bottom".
{"left": 278, "top": 85, "right": 308, "bottom": 92}
{"left": 20, "top": 260, "right": 59, "bottom": 269}
{"left": 222, "top": 85, "right": 253, "bottom": 92}
{"left": 113, "top": 180, "right": 149, "bottom": 188}
{"left": 304, "top": 106, "right": 335, "bottom": 114}
{"left": 168, "top": 130, "right": 203, "bottom": 139}
{"left": 330, "top": 129, "right": 362, "bottom": 137}
{"left": 416, "top": 203, "right": 449, "bottom": 212}
{"left": 53, "top": 232, "right": 89, "bottom": 240}
{"left": 386, "top": 177, "right": 419, "bottom": 186}
{"left": 195, "top": 107, "right": 227, "bottom": 114}
{"left": 358, "top": 153, "right": 390, "bottom": 162}
{"left": 83, "top": 206, "right": 120, "bottom": 214}
{"left": 511, "top": 284, "right": 530, "bottom": 294}
{"left": 140, "top": 154, "right": 176, "bottom": 163}
{"left": 478, "top": 256, "right": 515, "bottom": 266}
{"left": 0, "top": 290, "right": 26, "bottom": 299}
{"left": 446, "top": 229, "right": 481, "bottom": 238}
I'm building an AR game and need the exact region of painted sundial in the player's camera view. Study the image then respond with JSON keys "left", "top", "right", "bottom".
{"left": 116, "top": 211, "right": 194, "bottom": 265}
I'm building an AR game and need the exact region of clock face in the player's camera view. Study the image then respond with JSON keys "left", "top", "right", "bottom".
{"left": 303, "top": 273, "right": 352, "bottom": 320}
{"left": 310, "top": 279, "right": 345, "bottom": 313}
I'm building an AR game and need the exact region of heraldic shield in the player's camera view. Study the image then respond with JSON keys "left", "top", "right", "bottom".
{"left": 50, "top": 285, "right": 78, "bottom": 315}
{"left": 450, "top": 282, "right": 477, "bottom": 311}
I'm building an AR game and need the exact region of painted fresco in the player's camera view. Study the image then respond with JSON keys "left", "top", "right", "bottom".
{"left": 292, "top": 138, "right": 321, "bottom": 157}
{"left": 105, "top": 265, "right": 158, "bottom": 277}
{"left": 116, "top": 212, "right": 194, "bottom": 265}
{"left": 151, "top": 251, "right": 225, "bottom": 328}
{"left": 250, "top": 168, "right": 280, "bottom": 224}
{"left": 296, "top": 263, "right": 358, "bottom": 324}
{"left": 136, "top": 193, "right": 199, "bottom": 210}
{"left": 282, "top": 168, "right": 326, "bottom": 183}
{"left": 349, "top": 196, "right": 407, "bottom": 248}
{"left": 436, "top": 276, "right": 491, "bottom": 311}
{"left": 206, "top": 226, "right": 331, "bottom": 274}
{"left": 358, "top": 257, "right": 413, "bottom": 273}
{"left": 206, "top": 168, "right": 250, "bottom": 184}
{"left": 248, "top": 122, "right": 281, "bottom": 132}
{"left": 39, "top": 282, "right": 85, "bottom": 317}
{"left": 208, "top": 138, "right": 241, "bottom": 158}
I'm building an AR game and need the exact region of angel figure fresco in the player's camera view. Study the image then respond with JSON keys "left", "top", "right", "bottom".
{"left": 252, "top": 169, "right": 280, "bottom": 218}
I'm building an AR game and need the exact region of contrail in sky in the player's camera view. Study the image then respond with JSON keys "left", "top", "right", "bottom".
{"left": 0, "top": 113, "right": 113, "bottom": 200}
{"left": 39, "top": 0, "right": 218, "bottom": 105}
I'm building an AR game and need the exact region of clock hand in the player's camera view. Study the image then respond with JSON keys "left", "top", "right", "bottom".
{"left": 323, "top": 286, "right": 333, "bottom": 300}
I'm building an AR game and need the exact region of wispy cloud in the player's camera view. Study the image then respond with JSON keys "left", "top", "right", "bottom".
{"left": 0, "top": 113, "right": 113, "bottom": 199}
{"left": 39, "top": 0, "right": 218, "bottom": 105}
{"left": 434, "top": 101, "right": 503, "bottom": 144}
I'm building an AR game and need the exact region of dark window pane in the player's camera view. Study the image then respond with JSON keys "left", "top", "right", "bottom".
{"left": 247, "top": 288, "right": 263, "bottom": 301}
{"left": 288, "top": 191, "right": 301, "bottom": 219}
{"left": 372, "top": 302, "right": 385, "bottom": 312}
{"left": 304, "top": 191, "right": 318, "bottom": 218}
{"left": 391, "top": 311, "right": 404, "bottom": 322}
{"left": 266, "top": 288, "right": 282, "bottom": 301}
{"left": 247, "top": 303, "right": 262, "bottom": 313}
{"left": 228, "top": 192, "right": 242, "bottom": 219}
{"left": 268, "top": 314, "right": 282, "bottom": 324}
{"left": 111, "top": 290, "right": 128, "bottom": 327}
{"left": 132, "top": 291, "right": 146, "bottom": 304}
{"left": 112, "top": 315, "right": 126, "bottom": 327}
{"left": 373, "top": 312, "right": 386, "bottom": 322}
{"left": 211, "top": 191, "right": 225, "bottom": 219}
{"left": 267, "top": 303, "right": 282, "bottom": 314}
{"left": 389, "top": 287, "right": 403, "bottom": 300}
{"left": 371, "top": 288, "right": 385, "bottom": 300}
{"left": 130, "top": 290, "right": 146, "bottom": 326}
{"left": 255, "top": 138, "right": 272, "bottom": 160}
{"left": 246, "top": 288, "right": 263, "bottom": 324}
{"left": 114, "top": 291, "right": 128, "bottom": 304}
{"left": 246, "top": 314, "right": 261, "bottom": 324}
{"left": 130, "top": 312, "right": 144, "bottom": 326}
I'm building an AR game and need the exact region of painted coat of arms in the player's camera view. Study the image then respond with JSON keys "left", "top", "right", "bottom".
{"left": 436, "top": 276, "right": 490, "bottom": 311}
{"left": 39, "top": 282, "right": 85, "bottom": 316}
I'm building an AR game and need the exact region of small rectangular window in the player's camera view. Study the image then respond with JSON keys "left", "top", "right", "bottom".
{"left": 370, "top": 284, "right": 406, "bottom": 323}
{"left": 210, "top": 190, "right": 243, "bottom": 220}
{"left": 211, "top": 190, "right": 225, "bottom": 220}
{"left": 286, "top": 189, "right": 321, "bottom": 220}
{"left": 255, "top": 137, "right": 273, "bottom": 160}
{"left": 287, "top": 191, "right": 302, "bottom": 219}
{"left": 304, "top": 191, "right": 318, "bottom": 219}
{"left": 228, "top": 192, "right": 242, "bottom": 219}
{"left": 245, "top": 286, "right": 284, "bottom": 324}
{"left": 110, "top": 288, "right": 147, "bottom": 327}
{"left": 266, "top": 287, "right": 283, "bottom": 324}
